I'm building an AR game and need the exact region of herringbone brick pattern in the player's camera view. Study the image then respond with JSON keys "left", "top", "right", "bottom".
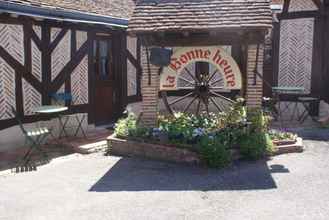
{"left": 0, "top": 24, "right": 24, "bottom": 120}
{"left": 71, "top": 56, "right": 88, "bottom": 104}
{"left": 76, "top": 31, "right": 87, "bottom": 50}
{"left": 51, "top": 28, "right": 71, "bottom": 82}
{"left": 278, "top": 18, "right": 314, "bottom": 94}
{"left": 23, "top": 40, "right": 42, "bottom": 115}
{"left": 289, "top": 0, "right": 318, "bottom": 12}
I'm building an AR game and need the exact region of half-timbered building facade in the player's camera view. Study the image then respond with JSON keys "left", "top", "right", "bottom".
{"left": 268, "top": 0, "right": 329, "bottom": 104}
{"left": 0, "top": 0, "right": 142, "bottom": 127}
{"left": 0, "top": 0, "right": 141, "bottom": 150}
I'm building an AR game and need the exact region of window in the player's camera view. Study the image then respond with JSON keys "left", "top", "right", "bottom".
{"left": 93, "top": 39, "right": 113, "bottom": 80}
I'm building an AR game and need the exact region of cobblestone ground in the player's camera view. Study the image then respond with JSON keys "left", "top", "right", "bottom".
{"left": 0, "top": 138, "right": 329, "bottom": 220}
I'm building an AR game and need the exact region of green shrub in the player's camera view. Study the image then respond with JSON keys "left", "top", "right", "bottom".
{"left": 247, "top": 108, "right": 271, "bottom": 133}
{"left": 198, "top": 135, "right": 232, "bottom": 168}
{"left": 268, "top": 129, "right": 297, "bottom": 141}
{"left": 114, "top": 113, "right": 149, "bottom": 138}
{"left": 239, "top": 132, "right": 273, "bottom": 160}
{"left": 223, "top": 98, "right": 247, "bottom": 127}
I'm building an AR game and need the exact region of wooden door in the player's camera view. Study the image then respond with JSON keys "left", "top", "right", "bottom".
{"left": 93, "top": 37, "right": 117, "bottom": 125}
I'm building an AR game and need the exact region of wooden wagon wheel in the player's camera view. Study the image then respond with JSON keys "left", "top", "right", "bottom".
{"left": 161, "top": 62, "right": 239, "bottom": 115}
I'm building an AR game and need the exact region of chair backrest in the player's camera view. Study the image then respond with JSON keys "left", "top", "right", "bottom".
{"left": 10, "top": 106, "right": 28, "bottom": 135}
{"left": 50, "top": 92, "right": 73, "bottom": 105}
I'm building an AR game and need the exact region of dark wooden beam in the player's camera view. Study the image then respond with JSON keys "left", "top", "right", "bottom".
{"left": 14, "top": 71, "right": 23, "bottom": 116}
{"left": 311, "top": 16, "right": 324, "bottom": 97}
{"left": 136, "top": 37, "right": 141, "bottom": 97}
{"left": 50, "top": 39, "right": 89, "bottom": 92}
{"left": 278, "top": 10, "right": 319, "bottom": 20}
{"left": 272, "top": 22, "right": 280, "bottom": 88}
{"left": 122, "top": 32, "right": 128, "bottom": 108}
{"left": 126, "top": 49, "right": 142, "bottom": 72}
{"left": 87, "top": 31, "right": 95, "bottom": 124}
{"left": 23, "top": 21, "right": 32, "bottom": 73}
{"left": 20, "top": 20, "right": 33, "bottom": 115}
{"left": 144, "top": 30, "right": 265, "bottom": 46}
{"left": 49, "top": 28, "right": 69, "bottom": 53}
{"left": 0, "top": 46, "right": 42, "bottom": 93}
{"left": 41, "top": 23, "right": 51, "bottom": 104}
{"left": 323, "top": 3, "right": 329, "bottom": 103}
{"left": 283, "top": 0, "right": 291, "bottom": 14}
{"left": 66, "top": 28, "right": 76, "bottom": 106}
{"left": 31, "top": 29, "right": 42, "bottom": 50}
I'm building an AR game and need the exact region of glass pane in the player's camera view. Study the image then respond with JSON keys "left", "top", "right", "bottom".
{"left": 99, "top": 40, "right": 108, "bottom": 80}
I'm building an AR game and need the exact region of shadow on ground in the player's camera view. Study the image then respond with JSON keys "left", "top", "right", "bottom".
{"left": 0, "top": 144, "right": 74, "bottom": 173}
{"left": 287, "top": 127, "right": 329, "bottom": 141}
{"left": 89, "top": 157, "right": 289, "bottom": 192}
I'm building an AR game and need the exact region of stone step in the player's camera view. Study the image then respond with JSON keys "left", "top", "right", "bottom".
{"left": 61, "top": 131, "right": 112, "bottom": 154}
{"left": 69, "top": 140, "right": 108, "bottom": 154}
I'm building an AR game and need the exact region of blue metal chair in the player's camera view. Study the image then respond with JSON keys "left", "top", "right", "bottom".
{"left": 50, "top": 92, "right": 87, "bottom": 138}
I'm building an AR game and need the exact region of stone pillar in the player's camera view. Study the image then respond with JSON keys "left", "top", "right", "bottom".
{"left": 245, "top": 44, "right": 264, "bottom": 108}
{"left": 140, "top": 46, "right": 160, "bottom": 127}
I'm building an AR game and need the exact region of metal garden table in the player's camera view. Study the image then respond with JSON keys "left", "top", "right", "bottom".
{"left": 272, "top": 87, "right": 305, "bottom": 125}
{"left": 34, "top": 105, "right": 68, "bottom": 138}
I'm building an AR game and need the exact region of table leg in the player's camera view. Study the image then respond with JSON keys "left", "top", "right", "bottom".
{"left": 58, "top": 115, "right": 69, "bottom": 138}
{"left": 73, "top": 114, "right": 87, "bottom": 138}
{"left": 300, "top": 102, "right": 319, "bottom": 123}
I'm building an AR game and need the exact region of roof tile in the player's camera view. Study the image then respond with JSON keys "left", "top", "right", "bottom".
{"left": 3, "top": 0, "right": 136, "bottom": 19}
{"left": 128, "top": 0, "right": 272, "bottom": 33}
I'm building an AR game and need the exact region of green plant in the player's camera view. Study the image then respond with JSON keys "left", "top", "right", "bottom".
{"left": 239, "top": 132, "right": 273, "bottom": 160}
{"left": 114, "top": 113, "right": 149, "bottom": 138}
{"left": 129, "top": 126, "right": 150, "bottom": 138}
{"left": 158, "top": 113, "right": 194, "bottom": 144}
{"left": 247, "top": 108, "right": 271, "bottom": 133}
{"left": 198, "top": 135, "right": 232, "bottom": 168}
{"left": 268, "top": 129, "right": 297, "bottom": 141}
{"left": 222, "top": 98, "right": 247, "bottom": 127}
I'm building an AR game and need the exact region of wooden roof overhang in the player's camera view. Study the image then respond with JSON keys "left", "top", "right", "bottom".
{"left": 128, "top": 0, "right": 272, "bottom": 46}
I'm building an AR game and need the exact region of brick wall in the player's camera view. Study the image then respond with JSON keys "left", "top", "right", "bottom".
{"left": 246, "top": 44, "right": 264, "bottom": 108}
{"left": 140, "top": 46, "right": 160, "bottom": 127}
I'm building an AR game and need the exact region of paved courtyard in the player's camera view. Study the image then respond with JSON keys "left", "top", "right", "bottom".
{"left": 0, "top": 138, "right": 329, "bottom": 220}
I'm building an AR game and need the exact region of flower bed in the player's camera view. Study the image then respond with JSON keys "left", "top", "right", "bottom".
{"left": 110, "top": 99, "right": 302, "bottom": 168}
{"left": 269, "top": 129, "right": 298, "bottom": 145}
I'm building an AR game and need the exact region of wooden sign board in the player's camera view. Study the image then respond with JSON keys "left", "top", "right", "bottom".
{"left": 160, "top": 46, "right": 242, "bottom": 91}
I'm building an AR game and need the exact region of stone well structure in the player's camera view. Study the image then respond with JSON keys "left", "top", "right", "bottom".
{"left": 128, "top": 0, "right": 272, "bottom": 127}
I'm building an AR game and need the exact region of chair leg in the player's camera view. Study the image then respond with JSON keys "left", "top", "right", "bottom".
{"left": 299, "top": 102, "right": 309, "bottom": 123}
{"left": 58, "top": 116, "right": 69, "bottom": 138}
{"left": 302, "top": 102, "right": 318, "bottom": 123}
{"left": 290, "top": 102, "right": 299, "bottom": 121}
{"left": 20, "top": 146, "right": 34, "bottom": 166}
{"left": 34, "top": 135, "right": 50, "bottom": 160}
{"left": 74, "top": 114, "right": 87, "bottom": 138}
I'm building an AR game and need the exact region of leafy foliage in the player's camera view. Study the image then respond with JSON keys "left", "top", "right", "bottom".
{"left": 239, "top": 132, "right": 273, "bottom": 160}
{"left": 198, "top": 135, "right": 232, "bottom": 168}
{"left": 114, "top": 98, "right": 276, "bottom": 168}
{"left": 222, "top": 98, "right": 247, "bottom": 127}
{"left": 158, "top": 112, "right": 222, "bottom": 145}
{"left": 268, "top": 129, "right": 297, "bottom": 141}
{"left": 247, "top": 107, "right": 271, "bottom": 133}
{"left": 114, "top": 113, "right": 149, "bottom": 138}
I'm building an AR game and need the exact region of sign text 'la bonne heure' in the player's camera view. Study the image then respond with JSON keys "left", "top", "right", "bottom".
{"left": 160, "top": 46, "right": 242, "bottom": 91}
